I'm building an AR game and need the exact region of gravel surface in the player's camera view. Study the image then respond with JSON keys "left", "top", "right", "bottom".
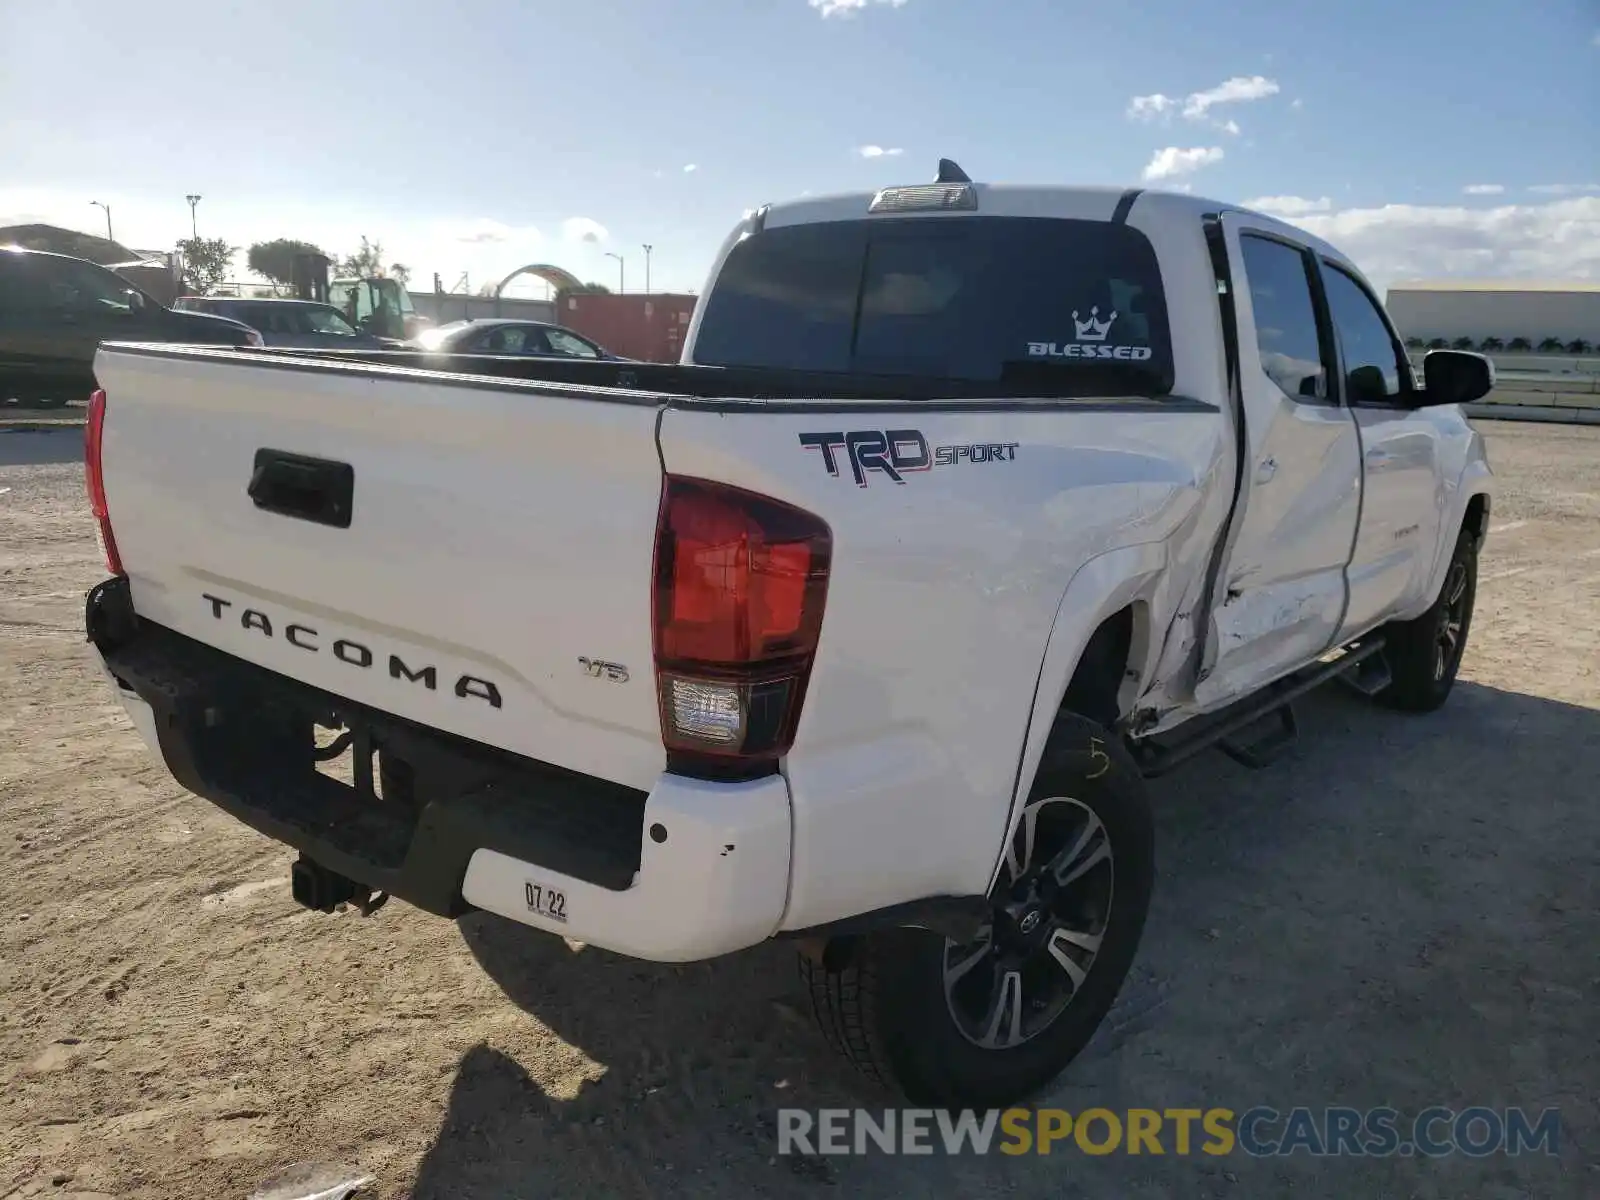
{"left": 1, "top": 420, "right": 1596, "bottom": 1199}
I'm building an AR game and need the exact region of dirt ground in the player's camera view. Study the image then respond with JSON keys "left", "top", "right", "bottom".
{"left": 2, "top": 418, "right": 1596, "bottom": 1199}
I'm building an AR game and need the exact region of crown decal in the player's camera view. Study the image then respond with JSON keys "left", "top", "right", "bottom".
{"left": 1071, "top": 306, "right": 1117, "bottom": 342}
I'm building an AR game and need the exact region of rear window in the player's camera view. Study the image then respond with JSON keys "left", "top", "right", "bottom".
{"left": 692, "top": 216, "right": 1173, "bottom": 397}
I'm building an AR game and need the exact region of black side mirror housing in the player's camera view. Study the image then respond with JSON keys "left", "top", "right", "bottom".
{"left": 1420, "top": 349, "right": 1494, "bottom": 407}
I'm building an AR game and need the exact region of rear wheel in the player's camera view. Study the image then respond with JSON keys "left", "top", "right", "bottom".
{"left": 801, "top": 713, "right": 1154, "bottom": 1107}
{"left": 1374, "top": 526, "right": 1478, "bottom": 712}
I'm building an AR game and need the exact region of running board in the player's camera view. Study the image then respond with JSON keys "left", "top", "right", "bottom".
{"left": 1131, "top": 638, "right": 1386, "bottom": 779}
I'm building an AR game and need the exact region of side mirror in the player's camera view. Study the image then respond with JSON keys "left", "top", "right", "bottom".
{"left": 125, "top": 290, "right": 148, "bottom": 317}
{"left": 1420, "top": 349, "right": 1494, "bottom": 407}
{"left": 1347, "top": 364, "right": 1391, "bottom": 406}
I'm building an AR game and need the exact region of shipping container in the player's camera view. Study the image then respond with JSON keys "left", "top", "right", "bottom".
{"left": 558, "top": 292, "right": 699, "bottom": 363}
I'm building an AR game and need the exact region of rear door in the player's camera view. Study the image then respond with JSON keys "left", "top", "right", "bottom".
{"left": 1193, "top": 218, "right": 1362, "bottom": 705}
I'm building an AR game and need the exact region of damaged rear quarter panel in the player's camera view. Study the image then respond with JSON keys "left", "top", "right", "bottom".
{"left": 657, "top": 401, "right": 1225, "bottom": 931}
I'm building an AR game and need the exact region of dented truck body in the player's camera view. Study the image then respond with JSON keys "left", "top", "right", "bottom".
{"left": 82, "top": 178, "right": 1492, "bottom": 1104}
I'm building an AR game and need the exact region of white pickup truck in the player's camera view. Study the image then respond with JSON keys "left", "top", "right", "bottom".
{"left": 83, "top": 163, "right": 1495, "bottom": 1108}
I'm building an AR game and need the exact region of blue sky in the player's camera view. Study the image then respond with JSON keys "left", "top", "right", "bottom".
{"left": 2, "top": 0, "right": 1597, "bottom": 296}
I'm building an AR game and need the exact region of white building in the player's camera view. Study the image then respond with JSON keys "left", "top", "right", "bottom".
{"left": 1385, "top": 281, "right": 1600, "bottom": 348}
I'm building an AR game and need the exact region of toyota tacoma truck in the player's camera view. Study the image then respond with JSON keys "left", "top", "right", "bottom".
{"left": 82, "top": 162, "right": 1495, "bottom": 1107}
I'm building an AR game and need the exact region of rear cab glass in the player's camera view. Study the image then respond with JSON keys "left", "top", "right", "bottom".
{"left": 691, "top": 216, "right": 1174, "bottom": 398}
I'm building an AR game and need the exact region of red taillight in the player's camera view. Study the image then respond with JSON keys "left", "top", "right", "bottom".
{"left": 652, "top": 476, "right": 831, "bottom": 772}
{"left": 85, "top": 388, "right": 123, "bottom": 575}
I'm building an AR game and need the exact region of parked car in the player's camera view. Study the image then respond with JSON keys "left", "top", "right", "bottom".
{"left": 172, "top": 296, "right": 393, "bottom": 350}
{"left": 0, "top": 246, "right": 260, "bottom": 407}
{"left": 82, "top": 167, "right": 1495, "bottom": 1107}
{"left": 407, "top": 317, "right": 623, "bottom": 359}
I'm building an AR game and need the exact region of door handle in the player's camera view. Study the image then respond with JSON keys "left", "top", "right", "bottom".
{"left": 248, "top": 449, "right": 354, "bottom": 528}
{"left": 1255, "top": 457, "right": 1278, "bottom": 484}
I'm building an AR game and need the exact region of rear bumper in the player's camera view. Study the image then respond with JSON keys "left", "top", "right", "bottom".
{"left": 86, "top": 577, "right": 791, "bottom": 963}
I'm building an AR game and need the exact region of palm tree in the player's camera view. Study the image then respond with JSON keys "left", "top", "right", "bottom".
{"left": 1404, "top": 336, "right": 1425, "bottom": 350}
{"left": 1479, "top": 336, "right": 1504, "bottom": 352}
{"left": 1508, "top": 337, "right": 1532, "bottom": 352}
{"left": 1427, "top": 337, "right": 1449, "bottom": 350}
{"left": 1567, "top": 338, "right": 1593, "bottom": 354}
{"left": 1537, "top": 337, "right": 1565, "bottom": 352}
{"left": 1451, "top": 336, "right": 1476, "bottom": 351}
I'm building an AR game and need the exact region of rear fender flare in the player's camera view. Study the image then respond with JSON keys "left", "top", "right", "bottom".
{"left": 987, "top": 542, "right": 1166, "bottom": 893}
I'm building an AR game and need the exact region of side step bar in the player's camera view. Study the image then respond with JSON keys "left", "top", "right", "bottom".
{"left": 1130, "top": 638, "right": 1386, "bottom": 779}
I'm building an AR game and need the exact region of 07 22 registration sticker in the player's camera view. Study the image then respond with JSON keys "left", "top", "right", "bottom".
{"left": 524, "top": 880, "right": 568, "bottom": 924}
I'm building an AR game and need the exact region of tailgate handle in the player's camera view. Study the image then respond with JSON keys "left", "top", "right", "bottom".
{"left": 247, "top": 450, "right": 354, "bottom": 529}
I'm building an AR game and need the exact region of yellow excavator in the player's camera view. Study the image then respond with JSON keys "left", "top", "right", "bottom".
{"left": 291, "top": 251, "right": 430, "bottom": 341}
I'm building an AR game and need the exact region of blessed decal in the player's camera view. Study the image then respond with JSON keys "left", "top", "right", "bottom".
{"left": 1028, "top": 306, "right": 1153, "bottom": 362}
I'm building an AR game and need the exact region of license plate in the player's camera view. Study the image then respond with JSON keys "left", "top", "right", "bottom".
{"left": 524, "top": 879, "right": 568, "bottom": 924}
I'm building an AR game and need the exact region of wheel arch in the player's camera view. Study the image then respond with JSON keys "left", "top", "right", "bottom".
{"left": 988, "top": 542, "right": 1167, "bottom": 894}
{"left": 1410, "top": 469, "right": 1492, "bottom": 622}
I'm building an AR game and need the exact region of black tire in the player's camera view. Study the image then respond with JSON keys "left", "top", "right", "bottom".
{"left": 800, "top": 711, "right": 1155, "bottom": 1108}
{"left": 1374, "top": 525, "right": 1478, "bottom": 713}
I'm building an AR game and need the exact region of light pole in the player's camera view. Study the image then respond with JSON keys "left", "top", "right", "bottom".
{"left": 642, "top": 244, "right": 653, "bottom": 295}
{"left": 185, "top": 194, "right": 202, "bottom": 240}
{"left": 89, "top": 201, "right": 112, "bottom": 242}
{"left": 604, "top": 251, "right": 625, "bottom": 295}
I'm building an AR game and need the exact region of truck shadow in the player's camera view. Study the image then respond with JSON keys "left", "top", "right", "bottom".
{"left": 410, "top": 678, "right": 1600, "bottom": 1198}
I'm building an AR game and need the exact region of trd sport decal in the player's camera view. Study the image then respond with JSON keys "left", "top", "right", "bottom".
{"left": 799, "top": 430, "right": 1018, "bottom": 487}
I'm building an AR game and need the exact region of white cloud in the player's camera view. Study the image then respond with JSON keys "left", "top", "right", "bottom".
{"left": 1291, "top": 98, "right": 1304, "bottom": 110}
{"left": 1463, "top": 184, "right": 1505, "bottom": 196}
{"left": 1127, "top": 93, "right": 1176, "bottom": 121}
{"left": 1181, "top": 75, "right": 1279, "bottom": 119}
{"left": 1244, "top": 195, "right": 1333, "bottom": 217}
{"left": 449, "top": 218, "right": 537, "bottom": 245}
{"left": 808, "top": 0, "right": 907, "bottom": 15}
{"left": 1142, "top": 146, "right": 1225, "bottom": 182}
{"left": 1129, "top": 75, "right": 1278, "bottom": 135}
{"left": 682, "top": 163, "right": 698, "bottom": 173}
{"left": 561, "top": 217, "right": 607, "bottom": 245}
{"left": 1527, "top": 183, "right": 1599, "bottom": 196}
{"left": 856, "top": 144, "right": 904, "bottom": 158}
{"left": 1278, "top": 197, "right": 1600, "bottom": 293}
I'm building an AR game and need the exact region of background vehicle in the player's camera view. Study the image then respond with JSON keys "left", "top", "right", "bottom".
{"left": 288, "top": 249, "right": 430, "bottom": 341}
{"left": 173, "top": 296, "right": 393, "bottom": 350}
{"left": 407, "top": 317, "right": 623, "bottom": 359}
{"left": 0, "top": 245, "right": 260, "bottom": 407}
{"left": 83, "top": 171, "right": 1494, "bottom": 1106}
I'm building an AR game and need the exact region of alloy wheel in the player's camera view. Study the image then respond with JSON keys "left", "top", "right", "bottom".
{"left": 1434, "top": 560, "right": 1470, "bottom": 681}
{"left": 942, "top": 796, "right": 1115, "bottom": 1050}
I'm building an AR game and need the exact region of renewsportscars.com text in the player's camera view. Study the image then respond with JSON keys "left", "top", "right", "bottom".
{"left": 777, "top": 1106, "right": 1561, "bottom": 1158}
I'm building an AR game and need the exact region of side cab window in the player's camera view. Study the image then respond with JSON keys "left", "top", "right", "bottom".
{"left": 1238, "top": 234, "right": 1330, "bottom": 404}
{"left": 1319, "top": 264, "right": 1413, "bottom": 406}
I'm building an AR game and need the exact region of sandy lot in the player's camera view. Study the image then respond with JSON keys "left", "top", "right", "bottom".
{"left": 2, "top": 419, "right": 1596, "bottom": 1199}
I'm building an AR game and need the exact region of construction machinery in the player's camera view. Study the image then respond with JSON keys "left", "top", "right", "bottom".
{"left": 291, "top": 251, "right": 429, "bottom": 341}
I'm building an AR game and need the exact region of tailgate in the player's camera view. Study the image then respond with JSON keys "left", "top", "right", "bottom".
{"left": 94, "top": 345, "right": 670, "bottom": 790}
